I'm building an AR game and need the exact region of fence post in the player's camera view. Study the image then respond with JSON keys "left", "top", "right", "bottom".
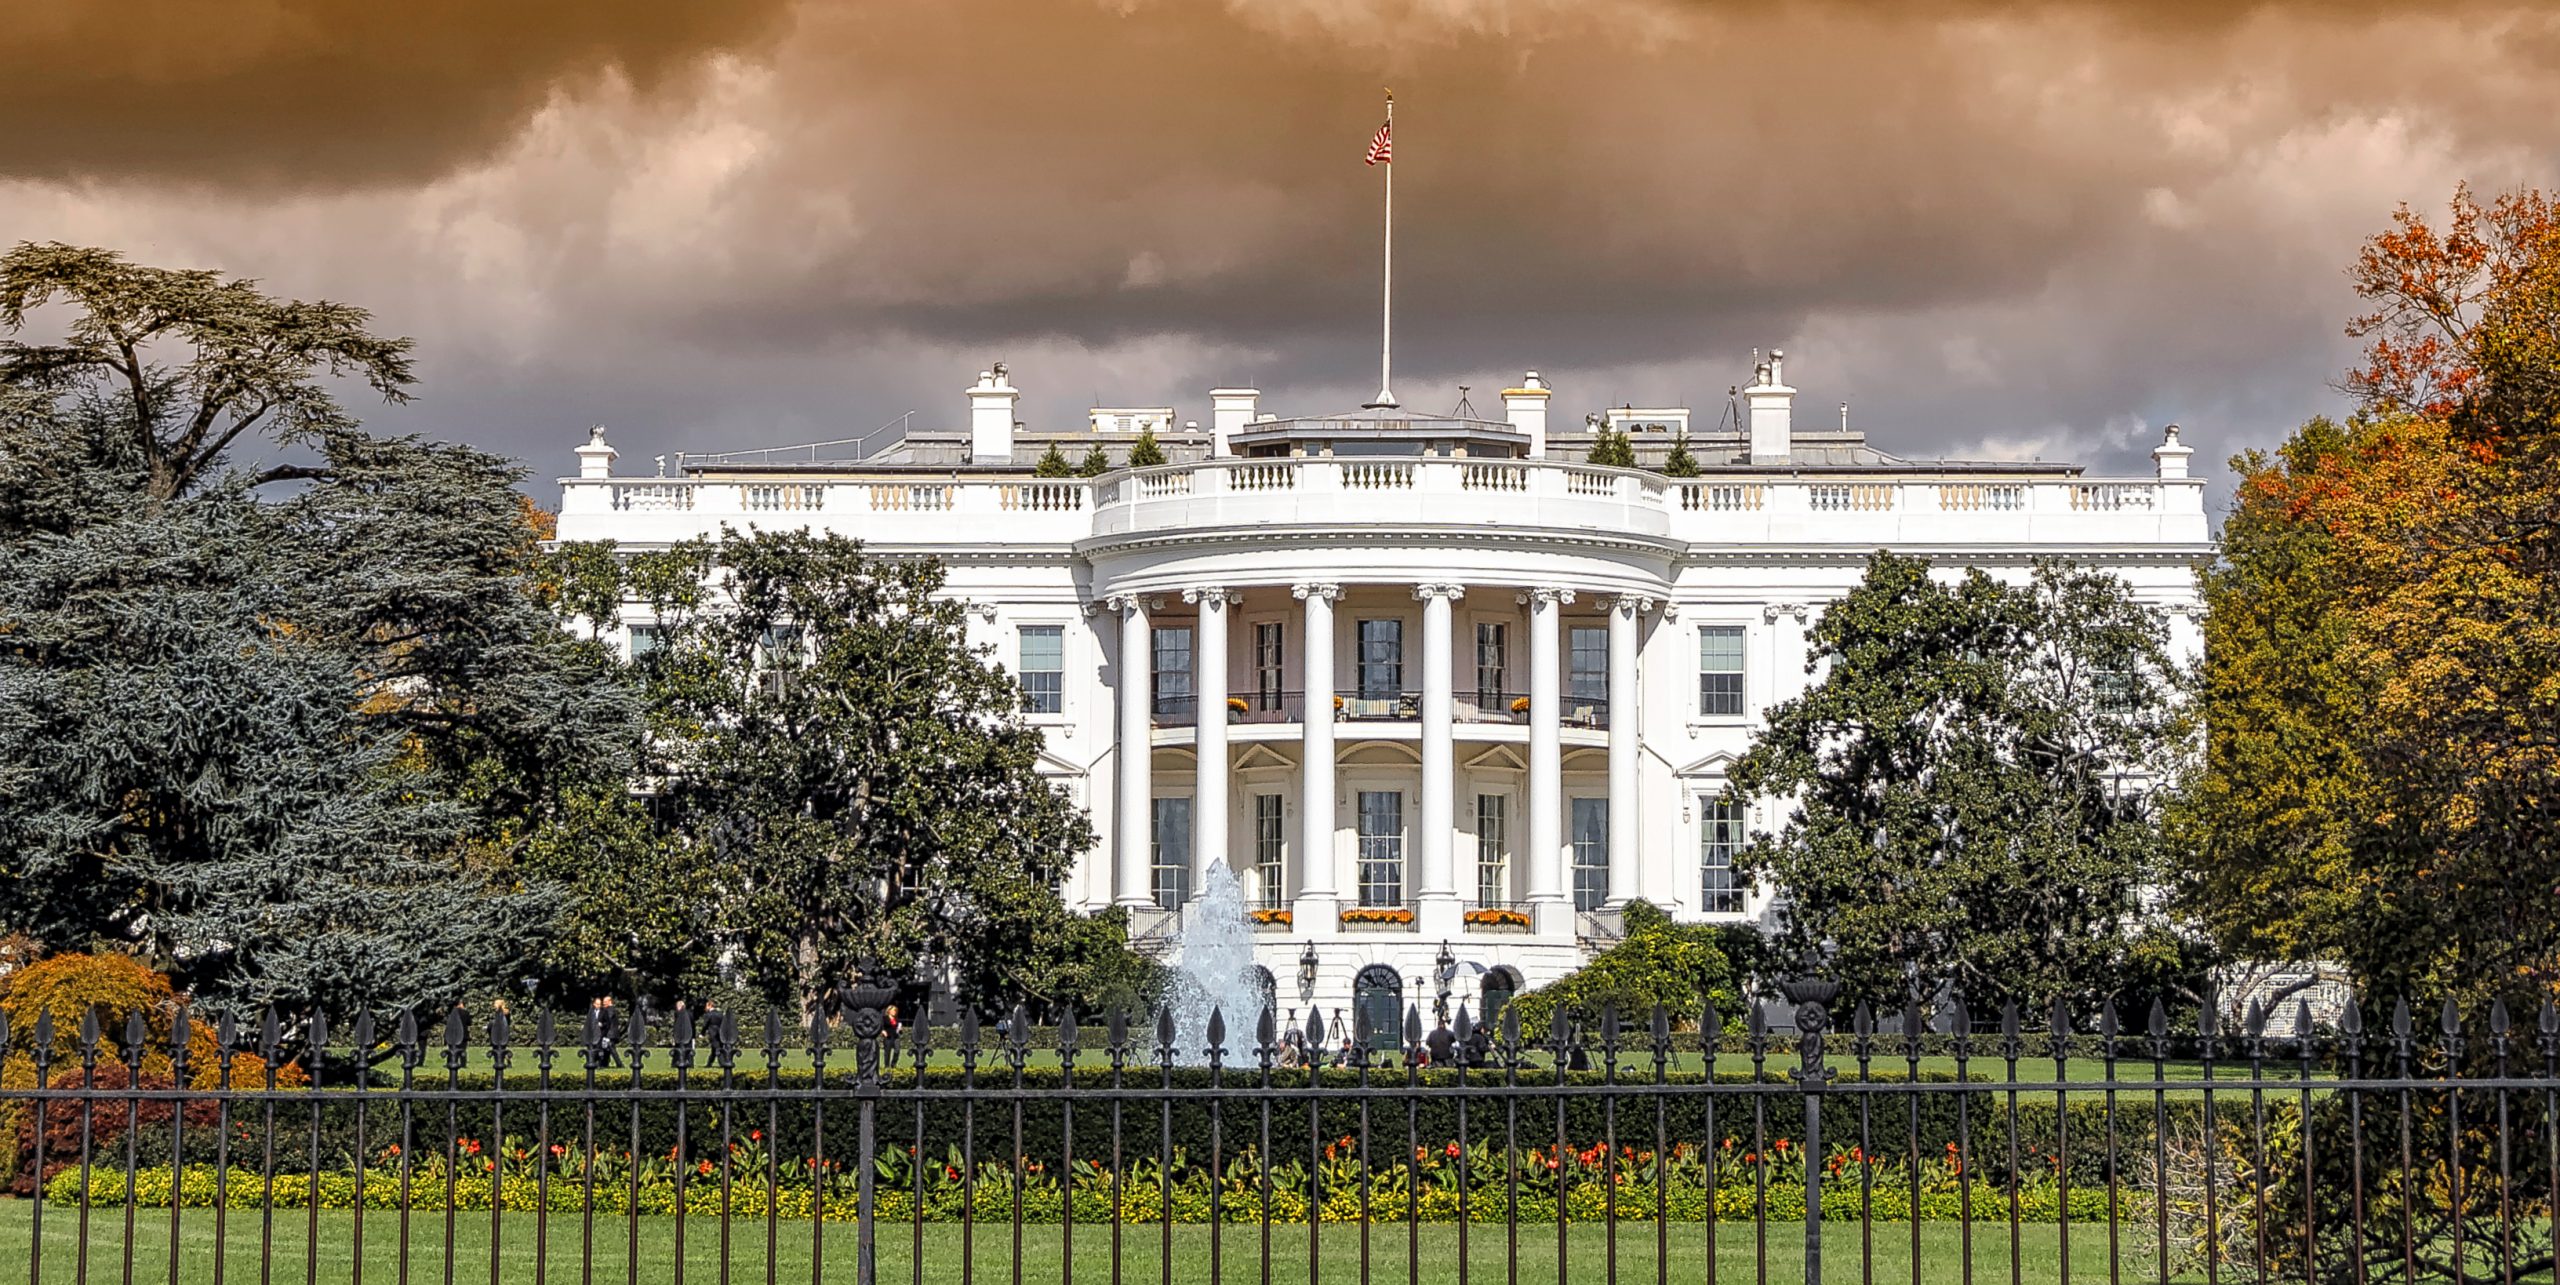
{"left": 1780, "top": 979, "right": 1843, "bottom": 1285}
{"left": 840, "top": 974, "right": 900, "bottom": 1285}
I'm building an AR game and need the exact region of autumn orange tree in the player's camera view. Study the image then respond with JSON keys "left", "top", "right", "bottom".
{"left": 2177, "top": 186, "right": 2560, "bottom": 1010}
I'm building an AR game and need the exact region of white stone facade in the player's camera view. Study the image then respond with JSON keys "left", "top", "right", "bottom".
{"left": 555, "top": 356, "right": 2209, "bottom": 1031}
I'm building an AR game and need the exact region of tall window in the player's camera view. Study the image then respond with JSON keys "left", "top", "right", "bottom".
{"left": 1697, "top": 625, "right": 1746, "bottom": 717}
{"left": 1254, "top": 794, "right": 1287, "bottom": 910}
{"left": 1568, "top": 625, "right": 1608, "bottom": 726}
{"left": 1570, "top": 797, "right": 1609, "bottom": 910}
{"left": 1019, "top": 625, "right": 1064, "bottom": 714}
{"left": 1356, "top": 790, "right": 1405, "bottom": 906}
{"left": 1254, "top": 622, "right": 1287, "bottom": 711}
{"left": 1475, "top": 622, "right": 1508, "bottom": 700}
{"left": 755, "top": 624, "right": 803, "bottom": 702}
{"left": 1151, "top": 796, "right": 1193, "bottom": 909}
{"left": 1700, "top": 796, "right": 1745, "bottom": 913}
{"left": 1151, "top": 626, "right": 1194, "bottom": 717}
{"left": 1356, "top": 620, "right": 1404, "bottom": 699}
{"left": 626, "top": 624, "right": 663, "bottom": 663}
{"left": 1475, "top": 794, "right": 1509, "bottom": 906}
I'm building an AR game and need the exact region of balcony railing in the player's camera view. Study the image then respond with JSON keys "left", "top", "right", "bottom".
{"left": 1560, "top": 694, "right": 1610, "bottom": 729}
{"left": 557, "top": 457, "right": 2207, "bottom": 549}
{"left": 1454, "top": 689, "right": 1525, "bottom": 723}
{"left": 1137, "top": 689, "right": 1615, "bottom": 729}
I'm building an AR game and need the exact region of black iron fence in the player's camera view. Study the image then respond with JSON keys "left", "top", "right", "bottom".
{"left": 4, "top": 989, "right": 2556, "bottom": 1285}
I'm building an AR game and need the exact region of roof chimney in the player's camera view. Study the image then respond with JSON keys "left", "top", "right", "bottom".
{"left": 2152, "top": 424, "right": 2192, "bottom": 480}
{"left": 575, "top": 425, "right": 618, "bottom": 479}
{"left": 969, "top": 365, "right": 1019, "bottom": 463}
{"left": 1745, "top": 350, "right": 1794, "bottom": 464}
{"left": 1503, "top": 371, "right": 1552, "bottom": 458}
{"left": 1209, "top": 388, "right": 1259, "bottom": 458}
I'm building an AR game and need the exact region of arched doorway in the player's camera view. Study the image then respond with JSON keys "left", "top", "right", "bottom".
{"left": 1479, "top": 967, "right": 1522, "bottom": 1033}
{"left": 1352, "top": 964, "right": 1404, "bottom": 1054}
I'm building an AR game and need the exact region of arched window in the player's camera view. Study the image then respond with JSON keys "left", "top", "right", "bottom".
{"left": 1479, "top": 967, "right": 1522, "bottom": 1032}
{"left": 1352, "top": 964, "right": 1404, "bottom": 1054}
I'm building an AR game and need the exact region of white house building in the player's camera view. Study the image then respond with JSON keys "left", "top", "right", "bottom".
{"left": 555, "top": 352, "right": 2209, "bottom": 1033}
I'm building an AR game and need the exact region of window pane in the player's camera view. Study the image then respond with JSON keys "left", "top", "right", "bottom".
{"left": 1254, "top": 622, "right": 1287, "bottom": 708}
{"left": 626, "top": 625, "right": 662, "bottom": 662}
{"left": 1700, "top": 795, "right": 1745, "bottom": 913}
{"left": 1357, "top": 790, "right": 1404, "bottom": 907}
{"left": 1698, "top": 625, "right": 1746, "bottom": 717}
{"left": 1152, "top": 627, "right": 1195, "bottom": 716}
{"left": 1151, "top": 797, "right": 1193, "bottom": 909}
{"left": 1475, "top": 794, "right": 1508, "bottom": 905}
{"left": 1254, "top": 794, "right": 1286, "bottom": 909}
{"left": 1475, "top": 623, "right": 1507, "bottom": 699}
{"left": 1357, "top": 620, "right": 1404, "bottom": 698}
{"left": 1571, "top": 797, "right": 1609, "bottom": 910}
{"left": 1568, "top": 627, "right": 1609, "bottom": 700}
{"left": 1020, "top": 625, "right": 1064, "bottom": 714}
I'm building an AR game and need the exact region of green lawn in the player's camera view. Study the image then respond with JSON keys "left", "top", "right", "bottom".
{"left": 0, "top": 1199, "right": 2199, "bottom": 1285}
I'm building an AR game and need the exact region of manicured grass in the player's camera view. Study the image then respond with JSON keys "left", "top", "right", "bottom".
{"left": 0, "top": 1198, "right": 2196, "bottom": 1285}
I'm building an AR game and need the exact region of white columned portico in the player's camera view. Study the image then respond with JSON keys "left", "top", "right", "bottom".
{"left": 1524, "top": 587, "right": 1572, "bottom": 933}
{"left": 1113, "top": 594, "right": 1153, "bottom": 907}
{"left": 1605, "top": 595, "right": 1649, "bottom": 908}
{"left": 1292, "top": 582, "right": 1342, "bottom": 926}
{"left": 1413, "top": 583, "right": 1464, "bottom": 935}
{"left": 1186, "top": 587, "right": 1234, "bottom": 898}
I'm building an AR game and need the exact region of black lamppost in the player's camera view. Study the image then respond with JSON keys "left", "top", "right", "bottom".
{"left": 1298, "top": 942, "right": 1320, "bottom": 998}
{"left": 1433, "top": 941, "right": 1457, "bottom": 1022}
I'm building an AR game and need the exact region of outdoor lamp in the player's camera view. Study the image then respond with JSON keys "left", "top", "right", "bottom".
{"left": 1434, "top": 941, "right": 1457, "bottom": 987}
{"left": 1298, "top": 942, "right": 1320, "bottom": 994}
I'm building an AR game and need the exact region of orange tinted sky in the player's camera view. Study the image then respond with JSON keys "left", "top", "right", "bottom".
{"left": 6, "top": 0, "right": 2554, "bottom": 496}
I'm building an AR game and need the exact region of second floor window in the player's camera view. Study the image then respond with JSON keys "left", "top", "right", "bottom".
{"left": 1475, "top": 622, "right": 1507, "bottom": 699}
{"left": 1357, "top": 790, "right": 1405, "bottom": 906}
{"left": 1019, "top": 625, "right": 1063, "bottom": 714}
{"left": 1475, "top": 794, "right": 1509, "bottom": 906}
{"left": 1254, "top": 622, "right": 1286, "bottom": 710}
{"left": 1254, "top": 793, "right": 1286, "bottom": 909}
{"left": 1357, "top": 619, "right": 1404, "bottom": 699}
{"left": 625, "top": 624, "right": 663, "bottom": 663}
{"left": 1568, "top": 626, "right": 1608, "bottom": 700}
{"left": 1152, "top": 626, "right": 1194, "bottom": 717}
{"left": 755, "top": 623, "right": 803, "bottom": 702}
{"left": 1698, "top": 625, "right": 1745, "bottom": 717}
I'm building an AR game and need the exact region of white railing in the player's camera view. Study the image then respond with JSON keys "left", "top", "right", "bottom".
{"left": 1676, "top": 483, "right": 1764, "bottom": 512}
{"left": 561, "top": 460, "right": 2198, "bottom": 547}
{"left": 1938, "top": 483, "right": 2025, "bottom": 512}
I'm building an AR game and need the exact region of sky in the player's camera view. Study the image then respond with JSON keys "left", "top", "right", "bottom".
{"left": 6, "top": 0, "right": 2557, "bottom": 510}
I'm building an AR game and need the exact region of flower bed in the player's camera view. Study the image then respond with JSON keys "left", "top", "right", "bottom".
{"left": 50, "top": 1137, "right": 2125, "bottom": 1223}
{"left": 1338, "top": 906, "right": 1415, "bottom": 926}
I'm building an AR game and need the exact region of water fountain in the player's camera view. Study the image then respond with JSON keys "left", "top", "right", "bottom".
{"left": 1162, "top": 861, "right": 1269, "bottom": 1063}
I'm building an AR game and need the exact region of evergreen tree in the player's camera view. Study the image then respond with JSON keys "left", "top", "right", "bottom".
{"left": 0, "top": 243, "right": 640, "bottom": 1020}
{"left": 1125, "top": 428, "right": 1166, "bottom": 468}
{"left": 1586, "top": 428, "right": 1636, "bottom": 468}
{"left": 1726, "top": 552, "right": 2182, "bottom": 1012}
{"left": 1661, "top": 432, "right": 1701, "bottom": 477}
{"left": 558, "top": 528, "right": 1102, "bottom": 1005}
{"left": 1076, "top": 444, "right": 1113, "bottom": 476}
{"left": 1032, "top": 443, "right": 1072, "bottom": 477}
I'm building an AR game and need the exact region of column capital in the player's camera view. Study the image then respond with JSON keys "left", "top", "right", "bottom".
{"left": 1517, "top": 587, "right": 1577, "bottom": 607}
{"left": 1182, "top": 587, "right": 1241, "bottom": 607}
{"left": 967, "top": 601, "right": 1001, "bottom": 624}
{"left": 1291, "top": 582, "right": 1342, "bottom": 604}
{"left": 1608, "top": 594, "right": 1657, "bottom": 618}
{"left": 1106, "top": 593, "right": 1147, "bottom": 615}
{"left": 1411, "top": 583, "right": 1466, "bottom": 602}
{"left": 1761, "top": 601, "right": 1811, "bottom": 624}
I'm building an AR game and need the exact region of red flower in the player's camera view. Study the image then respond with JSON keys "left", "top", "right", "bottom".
{"left": 698, "top": 1160, "right": 715, "bottom": 1176}
{"left": 751, "top": 1130, "right": 763, "bottom": 1142}
{"left": 1444, "top": 1142, "right": 1462, "bottom": 1158}
{"left": 945, "top": 1165, "right": 961, "bottom": 1181}
{"left": 1743, "top": 1153, "right": 1758, "bottom": 1165}
{"left": 1772, "top": 1138, "right": 1789, "bottom": 1152}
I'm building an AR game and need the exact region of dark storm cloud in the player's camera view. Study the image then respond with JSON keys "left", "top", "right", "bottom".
{"left": 0, "top": 0, "right": 792, "bottom": 186}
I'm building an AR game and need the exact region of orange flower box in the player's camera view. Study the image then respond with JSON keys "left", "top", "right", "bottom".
{"left": 1248, "top": 908, "right": 1294, "bottom": 926}
{"left": 1463, "top": 907, "right": 1531, "bottom": 929}
{"left": 1339, "top": 906, "right": 1415, "bottom": 926}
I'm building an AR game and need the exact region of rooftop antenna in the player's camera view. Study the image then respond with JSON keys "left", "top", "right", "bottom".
{"left": 1452, "top": 385, "right": 1477, "bottom": 418}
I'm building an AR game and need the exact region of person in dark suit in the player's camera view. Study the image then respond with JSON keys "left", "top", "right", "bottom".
{"left": 1424, "top": 1019, "right": 1457, "bottom": 1068}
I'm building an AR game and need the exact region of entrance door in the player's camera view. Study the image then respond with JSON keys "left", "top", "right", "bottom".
{"left": 1352, "top": 964, "right": 1404, "bottom": 1055}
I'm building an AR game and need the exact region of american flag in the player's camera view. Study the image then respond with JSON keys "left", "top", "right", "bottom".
{"left": 1365, "top": 121, "right": 1391, "bottom": 166}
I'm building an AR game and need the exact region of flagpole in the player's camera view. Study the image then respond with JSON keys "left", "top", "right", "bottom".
{"left": 1371, "top": 89, "right": 1397, "bottom": 409}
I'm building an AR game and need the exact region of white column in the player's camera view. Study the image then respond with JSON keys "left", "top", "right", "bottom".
{"left": 1187, "top": 587, "right": 1234, "bottom": 899}
{"left": 1292, "top": 583, "right": 1341, "bottom": 924}
{"left": 1114, "top": 594, "right": 1153, "bottom": 907}
{"left": 1605, "top": 595, "right": 1649, "bottom": 908}
{"left": 1414, "top": 583, "right": 1463, "bottom": 935}
{"left": 1524, "top": 587, "right": 1572, "bottom": 932}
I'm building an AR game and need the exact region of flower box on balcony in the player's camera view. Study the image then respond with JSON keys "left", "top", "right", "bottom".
{"left": 1338, "top": 906, "right": 1415, "bottom": 927}
{"left": 1462, "top": 907, "right": 1532, "bottom": 930}
{"left": 1247, "top": 908, "right": 1293, "bottom": 927}
{"left": 1509, "top": 696, "right": 1530, "bottom": 714}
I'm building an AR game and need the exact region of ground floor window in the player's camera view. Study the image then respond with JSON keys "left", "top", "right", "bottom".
{"left": 1700, "top": 794, "right": 1745, "bottom": 913}
{"left": 1570, "top": 797, "right": 1609, "bottom": 910}
{"left": 1474, "top": 793, "right": 1509, "bottom": 905}
{"left": 1357, "top": 790, "right": 1405, "bottom": 907}
{"left": 1254, "top": 793, "right": 1286, "bottom": 909}
{"left": 1151, "top": 796, "right": 1192, "bottom": 909}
